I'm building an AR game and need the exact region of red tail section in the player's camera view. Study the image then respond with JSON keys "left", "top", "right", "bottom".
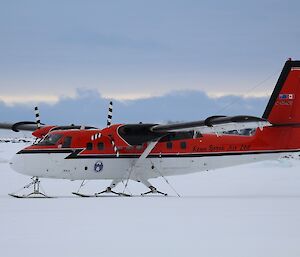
{"left": 263, "top": 60, "right": 300, "bottom": 124}
{"left": 259, "top": 60, "right": 300, "bottom": 150}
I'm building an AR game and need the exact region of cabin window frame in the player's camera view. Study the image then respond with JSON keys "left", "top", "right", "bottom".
{"left": 180, "top": 141, "right": 187, "bottom": 149}
{"left": 166, "top": 142, "right": 173, "bottom": 149}
{"left": 97, "top": 142, "right": 104, "bottom": 151}
{"left": 86, "top": 142, "right": 93, "bottom": 150}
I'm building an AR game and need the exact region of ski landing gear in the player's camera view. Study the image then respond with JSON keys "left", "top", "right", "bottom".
{"left": 140, "top": 179, "right": 168, "bottom": 196}
{"left": 94, "top": 186, "right": 131, "bottom": 197}
{"left": 72, "top": 179, "right": 131, "bottom": 197}
{"left": 9, "top": 176, "right": 50, "bottom": 198}
{"left": 141, "top": 186, "right": 168, "bottom": 196}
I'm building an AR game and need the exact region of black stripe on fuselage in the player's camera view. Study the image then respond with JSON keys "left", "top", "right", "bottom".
{"left": 271, "top": 123, "right": 300, "bottom": 128}
{"left": 17, "top": 149, "right": 78, "bottom": 154}
{"left": 16, "top": 148, "right": 300, "bottom": 159}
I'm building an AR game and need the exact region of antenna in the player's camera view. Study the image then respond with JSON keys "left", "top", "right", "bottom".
{"left": 107, "top": 101, "right": 113, "bottom": 127}
{"left": 34, "top": 106, "right": 41, "bottom": 129}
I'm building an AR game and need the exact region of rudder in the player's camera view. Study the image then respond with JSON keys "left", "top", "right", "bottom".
{"left": 263, "top": 59, "right": 300, "bottom": 124}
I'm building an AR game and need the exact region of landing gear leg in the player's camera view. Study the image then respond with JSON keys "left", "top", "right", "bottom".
{"left": 95, "top": 180, "right": 131, "bottom": 197}
{"left": 9, "top": 176, "right": 50, "bottom": 198}
{"left": 140, "top": 179, "right": 168, "bottom": 196}
{"left": 141, "top": 186, "right": 168, "bottom": 196}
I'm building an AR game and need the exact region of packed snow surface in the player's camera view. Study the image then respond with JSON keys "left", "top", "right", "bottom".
{"left": 1, "top": 142, "right": 300, "bottom": 257}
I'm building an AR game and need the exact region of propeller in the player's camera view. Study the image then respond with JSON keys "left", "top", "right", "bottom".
{"left": 34, "top": 106, "right": 41, "bottom": 129}
{"left": 107, "top": 101, "right": 113, "bottom": 127}
{"left": 110, "top": 138, "right": 119, "bottom": 157}
{"left": 105, "top": 101, "right": 119, "bottom": 157}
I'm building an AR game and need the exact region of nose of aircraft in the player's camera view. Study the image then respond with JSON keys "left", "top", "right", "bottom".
{"left": 9, "top": 154, "right": 25, "bottom": 174}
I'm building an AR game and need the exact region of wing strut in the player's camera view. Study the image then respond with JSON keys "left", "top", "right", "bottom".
{"left": 149, "top": 159, "right": 181, "bottom": 197}
{"left": 122, "top": 140, "right": 159, "bottom": 193}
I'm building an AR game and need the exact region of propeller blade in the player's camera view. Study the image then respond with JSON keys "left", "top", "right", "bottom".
{"left": 107, "top": 101, "right": 113, "bottom": 127}
{"left": 34, "top": 106, "right": 41, "bottom": 129}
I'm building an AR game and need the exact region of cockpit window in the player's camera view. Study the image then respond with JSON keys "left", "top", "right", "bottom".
{"left": 36, "top": 134, "right": 63, "bottom": 146}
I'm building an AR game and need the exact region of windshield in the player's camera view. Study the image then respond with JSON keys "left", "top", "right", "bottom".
{"left": 36, "top": 134, "right": 63, "bottom": 146}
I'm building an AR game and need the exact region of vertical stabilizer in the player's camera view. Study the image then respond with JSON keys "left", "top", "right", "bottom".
{"left": 263, "top": 60, "right": 300, "bottom": 124}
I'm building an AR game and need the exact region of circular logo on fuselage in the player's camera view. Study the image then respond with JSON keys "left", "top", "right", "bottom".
{"left": 94, "top": 161, "right": 103, "bottom": 172}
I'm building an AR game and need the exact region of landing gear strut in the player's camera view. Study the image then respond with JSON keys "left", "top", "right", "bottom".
{"left": 95, "top": 186, "right": 131, "bottom": 197}
{"left": 140, "top": 179, "right": 168, "bottom": 196}
{"left": 95, "top": 179, "right": 131, "bottom": 197}
{"left": 141, "top": 186, "right": 168, "bottom": 196}
{"left": 72, "top": 179, "right": 131, "bottom": 197}
{"left": 9, "top": 176, "right": 50, "bottom": 198}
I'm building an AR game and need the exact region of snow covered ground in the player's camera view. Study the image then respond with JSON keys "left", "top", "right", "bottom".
{"left": 1, "top": 142, "right": 300, "bottom": 257}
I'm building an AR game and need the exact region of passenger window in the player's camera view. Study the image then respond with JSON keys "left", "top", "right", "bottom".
{"left": 166, "top": 142, "right": 173, "bottom": 149}
{"left": 180, "top": 141, "right": 187, "bottom": 149}
{"left": 62, "top": 136, "right": 72, "bottom": 148}
{"left": 195, "top": 132, "right": 202, "bottom": 138}
{"left": 136, "top": 145, "right": 143, "bottom": 150}
{"left": 86, "top": 142, "right": 93, "bottom": 150}
{"left": 97, "top": 142, "right": 104, "bottom": 150}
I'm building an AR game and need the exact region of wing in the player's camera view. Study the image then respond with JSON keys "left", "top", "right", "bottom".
{"left": 150, "top": 115, "right": 271, "bottom": 134}
{"left": 115, "top": 115, "right": 271, "bottom": 146}
{"left": 0, "top": 121, "right": 41, "bottom": 132}
{"left": 0, "top": 122, "right": 98, "bottom": 133}
{"left": 117, "top": 116, "right": 270, "bottom": 175}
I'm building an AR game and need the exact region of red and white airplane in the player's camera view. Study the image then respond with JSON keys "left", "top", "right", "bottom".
{"left": 1, "top": 59, "right": 300, "bottom": 198}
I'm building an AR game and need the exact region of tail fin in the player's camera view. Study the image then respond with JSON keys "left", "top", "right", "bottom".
{"left": 263, "top": 59, "right": 300, "bottom": 124}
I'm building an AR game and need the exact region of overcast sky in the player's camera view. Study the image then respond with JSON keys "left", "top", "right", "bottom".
{"left": 0, "top": 1, "right": 299, "bottom": 124}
